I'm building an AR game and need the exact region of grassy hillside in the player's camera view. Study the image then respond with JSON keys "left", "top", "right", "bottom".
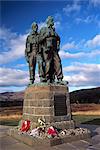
{"left": 0, "top": 91, "right": 24, "bottom": 107}
{"left": 0, "top": 87, "right": 100, "bottom": 107}
{"left": 70, "top": 87, "right": 100, "bottom": 103}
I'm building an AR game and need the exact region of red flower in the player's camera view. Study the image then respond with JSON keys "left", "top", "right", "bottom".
{"left": 47, "top": 126, "right": 57, "bottom": 136}
{"left": 20, "top": 120, "right": 30, "bottom": 132}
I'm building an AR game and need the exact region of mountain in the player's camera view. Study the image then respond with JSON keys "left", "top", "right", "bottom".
{"left": 0, "top": 87, "right": 100, "bottom": 107}
{"left": 0, "top": 91, "right": 24, "bottom": 101}
{"left": 0, "top": 91, "right": 24, "bottom": 107}
{"left": 70, "top": 87, "right": 100, "bottom": 104}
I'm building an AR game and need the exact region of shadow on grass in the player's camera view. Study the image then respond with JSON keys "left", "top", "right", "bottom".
{"left": 82, "top": 118, "right": 100, "bottom": 125}
{"left": 73, "top": 115, "right": 100, "bottom": 125}
{"left": 0, "top": 120, "right": 20, "bottom": 126}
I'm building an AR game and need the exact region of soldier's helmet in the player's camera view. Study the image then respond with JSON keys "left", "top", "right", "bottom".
{"left": 46, "top": 16, "right": 54, "bottom": 27}
{"left": 31, "top": 22, "right": 38, "bottom": 32}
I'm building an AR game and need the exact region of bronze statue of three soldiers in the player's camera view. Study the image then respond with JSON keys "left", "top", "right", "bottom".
{"left": 25, "top": 16, "right": 64, "bottom": 85}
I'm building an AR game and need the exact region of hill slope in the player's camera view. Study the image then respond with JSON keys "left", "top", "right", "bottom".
{"left": 0, "top": 87, "right": 100, "bottom": 107}
{"left": 70, "top": 87, "right": 100, "bottom": 103}
{"left": 0, "top": 91, "right": 24, "bottom": 107}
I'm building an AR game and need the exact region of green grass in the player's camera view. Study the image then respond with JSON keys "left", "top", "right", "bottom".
{"left": 73, "top": 115, "right": 100, "bottom": 125}
{"left": 0, "top": 115, "right": 100, "bottom": 126}
{"left": 0, "top": 119, "right": 20, "bottom": 126}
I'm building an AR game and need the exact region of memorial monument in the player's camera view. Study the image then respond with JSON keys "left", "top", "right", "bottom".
{"left": 23, "top": 16, "right": 74, "bottom": 129}
{"left": 9, "top": 16, "right": 91, "bottom": 148}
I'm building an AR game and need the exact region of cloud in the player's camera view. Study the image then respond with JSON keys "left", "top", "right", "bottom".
{"left": 75, "top": 15, "right": 100, "bottom": 28}
{"left": 59, "top": 49, "right": 100, "bottom": 59}
{"left": 54, "top": 13, "right": 62, "bottom": 22}
{"left": 0, "top": 62, "right": 99, "bottom": 91}
{"left": 0, "top": 27, "right": 27, "bottom": 64}
{"left": 0, "top": 67, "right": 29, "bottom": 87}
{"left": 76, "top": 15, "right": 94, "bottom": 24}
{"left": 63, "top": 63, "right": 100, "bottom": 72}
{"left": 0, "top": 86, "right": 26, "bottom": 93}
{"left": 61, "top": 42, "right": 77, "bottom": 51}
{"left": 85, "top": 34, "right": 100, "bottom": 48}
{"left": 54, "top": 21, "right": 61, "bottom": 29}
{"left": 16, "top": 64, "right": 28, "bottom": 68}
{"left": 1, "top": 63, "right": 99, "bottom": 90}
{"left": 63, "top": 1, "right": 81, "bottom": 15}
{"left": 0, "top": 67, "right": 40, "bottom": 87}
{"left": 0, "top": 27, "right": 17, "bottom": 41}
{"left": 59, "top": 51, "right": 84, "bottom": 59}
{"left": 63, "top": 63, "right": 100, "bottom": 87}
{"left": 54, "top": 13, "right": 62, "bottom": 30}
{"left": 59, "top": 36, "right": 100, "bottom": 59}
{"left": 91, "top": 0, "right": 100, "bottom": 6}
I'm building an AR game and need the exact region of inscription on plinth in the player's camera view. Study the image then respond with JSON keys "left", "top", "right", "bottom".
{"left": 54, "top": 95, "right": 67, "bottom": 116}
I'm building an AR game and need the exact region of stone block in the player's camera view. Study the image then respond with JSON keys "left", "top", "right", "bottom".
{"left": 36, "top": 92, "right": 53, "bottom": 100}
{"left": 24, "top": 100, "right": 54, "bottom": 108}
{"left": 42, "top": 100, "right": 54, "bottom": 107}
{"left": 34, "top": 107, "right": 54, "bottom": 116}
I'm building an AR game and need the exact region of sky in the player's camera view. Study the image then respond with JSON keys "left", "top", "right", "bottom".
{"left": 0, "top": 0, "right": 100, "bottom": 93}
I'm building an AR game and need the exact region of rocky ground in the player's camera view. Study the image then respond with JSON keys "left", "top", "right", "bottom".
{"left": 0, "top": 124, "right": 100, "bottom": 150}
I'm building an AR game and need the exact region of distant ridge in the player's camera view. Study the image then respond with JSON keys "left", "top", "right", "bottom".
{"left": 0, "top": 91, "right": 24, "bottom": 107}
{"left": 70, "top": 87, "right": 100, "bottom": 104}
{"left": 0, "top": 87, "right": 100, "bottom": 107}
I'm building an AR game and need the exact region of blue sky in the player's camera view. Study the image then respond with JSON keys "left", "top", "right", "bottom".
{"left": 0, "top": 0, "right": 100, "bottom": 92}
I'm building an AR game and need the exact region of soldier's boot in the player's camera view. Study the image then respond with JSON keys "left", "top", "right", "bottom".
{"left": 28, "top": 66, "right": 34, "bottom": 85}
{"left": 57, "top": 78, "right": 67, "bottom": 85}
{"left": 47, "top": 79, "right": 51, "bottom": 84}
{"left": 50, "top": 73, "right": 55, "bottom": 83}
{"left": 29, "top": 79, "right": 34, "bottom": 85}
{"left": 57, "top": 78, "right": 62, "bottom": 83}
{"left": 28, "top": 68, "right": 34, "bottom": 85}
{"left": 40, "top": 77, "right": 46, "bottom": 83}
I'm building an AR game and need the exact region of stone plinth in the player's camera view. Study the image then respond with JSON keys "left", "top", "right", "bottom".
{"left": 22, "top": 84, "right": 74, "bottom": 129}
{"left": 8, "top": 84, "right": 91, "bottom": 148}
{"left": 8, "top": 128, "right": 91, "bottom": 148}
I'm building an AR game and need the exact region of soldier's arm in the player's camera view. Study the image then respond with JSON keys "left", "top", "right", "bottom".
{"left": 25, "top": 36, "right": 30, "bottom": 63}
{"left": 57, "top": 34, "right": 60, "bottom": 52}
{"left": 39, "top": 27, "right": 48, "bottom": 43}
{"left": 26, "top": 36, "right": 31, "bottom": 52}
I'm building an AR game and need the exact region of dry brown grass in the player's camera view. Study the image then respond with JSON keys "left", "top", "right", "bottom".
{"left": 0, "top": 104, "right": 100, "bottom": 121}
{"left": 71, "top": 104, "right": 100, "bottom": 112}
{"left": 0, "top": 106, "right": 22, "bottom": 121}
{"left": 72, "top": 111, "right": 100, "bottom": 115}
{"left": 0, "top": 114, "right": 22, "bottom": 121}
{"left": 71, "top": 104, "right": 100, "bottom": 115}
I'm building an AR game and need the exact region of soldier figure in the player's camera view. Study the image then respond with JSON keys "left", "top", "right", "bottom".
{"left": 25, "top": 17, "right": 64, "bottom": 85}
{"left": 39, "top": 16, "right": 63, "bottom": 83}
{"left": 25, "top": 22, "right": 39, "bottom": 85}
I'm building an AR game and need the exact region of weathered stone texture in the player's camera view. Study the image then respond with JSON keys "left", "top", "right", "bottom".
{"left": 22, "top": 85, "right": 73, "bottom": 129}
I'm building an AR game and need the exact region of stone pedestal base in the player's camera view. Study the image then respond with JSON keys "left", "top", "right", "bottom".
{"left": 22, "top": 84, "right": 74, "bottom": 129}
{"left": 8, "top": 128, "right": 91, "bottom": 148}
{"left": 8, "top": 84, "right": 91, "bottom": 148}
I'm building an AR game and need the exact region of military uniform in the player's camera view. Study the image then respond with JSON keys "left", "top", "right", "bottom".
{"left": 37, "top": 43, "right": 45, "bottom": 82}
{"left": 25, "top": 32, "right": 39, "bottom": 84}
{"left": 39, "top": 26, "right": 63, "bottom": 83}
